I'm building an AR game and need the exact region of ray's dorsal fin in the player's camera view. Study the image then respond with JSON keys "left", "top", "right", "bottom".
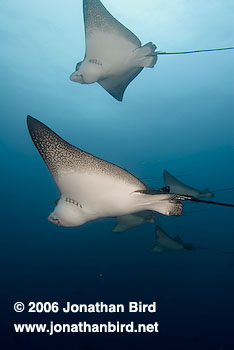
{"left": 156, "top": 46, "right": 234, "bottom": 55}
{"left": 158, "top": 186, "right": 170, "bottom": 193}
{"left": 83, "top": 0, "right": 141, "bottom": 46}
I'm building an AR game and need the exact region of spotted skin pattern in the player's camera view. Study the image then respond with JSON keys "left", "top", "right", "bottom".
{"left": 27, "top": 115, "right": 146, "bottom": 188}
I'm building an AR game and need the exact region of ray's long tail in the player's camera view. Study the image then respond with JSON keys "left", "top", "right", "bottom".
{"left": 174, "top": 194, "right": 234, "bottom": 208}
{"left": 156, "top": 47, "right": 234, "bottom": 55}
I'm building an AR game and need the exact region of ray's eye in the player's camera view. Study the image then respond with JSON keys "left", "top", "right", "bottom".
{"left": 76, "top": 61, "right": 82, "bottom": 71}
{"left": 54, "top": 199, "right": 59, "bottom": 207}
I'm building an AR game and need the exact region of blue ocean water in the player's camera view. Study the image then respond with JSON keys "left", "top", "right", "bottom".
{"left": 1, "top": 0, "right": 234, "bottom": 349}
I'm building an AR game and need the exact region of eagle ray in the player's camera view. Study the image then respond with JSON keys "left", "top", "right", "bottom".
{"left": 70, "top": 0, "right": 234, "bottom": 101}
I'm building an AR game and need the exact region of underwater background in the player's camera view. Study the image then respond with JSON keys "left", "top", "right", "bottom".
{"left": 1, "top": 0, "right": 234, "bottom": 349}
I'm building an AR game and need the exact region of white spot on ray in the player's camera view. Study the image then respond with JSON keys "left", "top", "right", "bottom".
{"left": 27, "top": 115, "right": 183, "bottom": 227}
{"left": 69, "top": 0, "right": 157, "bottom": 101}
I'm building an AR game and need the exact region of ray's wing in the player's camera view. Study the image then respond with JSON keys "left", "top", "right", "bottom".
{"left": 83, "top": 0, "right": 141, "bottom": 48}
{"left": 27, "top": 115, "right": 89, "bottom": 183}
{"left": 163, "top": 169, "right": 199, "bottom": 195}
{"left": 155, "top": 225, "right": 171, "bottom": 242}
{"left": 98, "top": 67, "right": 143, "bottom": 101}
{"left": 82, "top": 1, "right": 147, "bottom": 101}
{"left": 155, "top": 225, "right": 184, "bottom": 251}
{"left": 27, "top": 115, "right": 145, "bottom": 193}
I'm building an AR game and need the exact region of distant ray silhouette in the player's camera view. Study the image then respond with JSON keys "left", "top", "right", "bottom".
{"left": 164, "top": 169, "right": 214, "bottom": 199}
{"left": 152, "top": 225, "right": 196, "bottom": 253}
{"left": 152, "top": 226, "right": 234, "bottom": 255}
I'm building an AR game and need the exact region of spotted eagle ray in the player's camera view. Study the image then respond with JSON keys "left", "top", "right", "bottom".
{"left": 70, "top": 0, "right": 234, "bottom": 101}
{"left": 152, "top": 225, "right": 196, "bottom": 253}
{"left": 164, "top": 170, "right": 214, "bottom": 199}
{"left": 27, "top": 116, "right": 234, "bottom": 226}
{"left": 27, "top": 116, "right": 184, "bottom": 227}
{"left": 152, "top": 225, "right": 234, "bottom": 255}
{"left": 141, "top": 173, "right": 234, "bottom": 195}
{"left": 113, "top": 211, "right": 160, "bottom": 233}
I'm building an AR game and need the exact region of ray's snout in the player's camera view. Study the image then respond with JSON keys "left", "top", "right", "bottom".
{"left": 70, "top": 71, "right": 84, "bottom": 83}
{"left": 48, "top": 213, "right": 61, "bottom": 226}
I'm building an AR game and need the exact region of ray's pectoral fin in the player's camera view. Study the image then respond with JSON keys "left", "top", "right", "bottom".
{"left": 98, "top": 67, "right": 143, "bottom": 101}
{"left": 83, "top": 0, "right": 142, "bottom": 48}
{"left": 134, "top": 42, "right": 158, "bottom": 67}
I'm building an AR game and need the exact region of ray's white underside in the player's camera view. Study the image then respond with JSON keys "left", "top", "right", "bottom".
{"left": 49, "top": 171, "right": 181, "bottom": 226}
